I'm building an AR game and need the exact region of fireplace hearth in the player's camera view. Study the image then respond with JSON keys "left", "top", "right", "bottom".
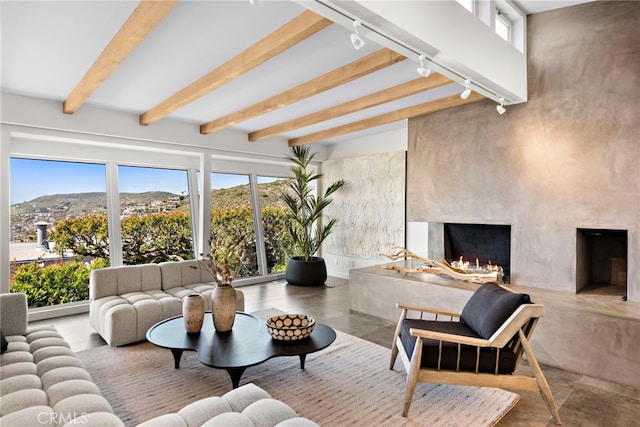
{"left": 444, "top": 223, "right": 511, "bottom": 283}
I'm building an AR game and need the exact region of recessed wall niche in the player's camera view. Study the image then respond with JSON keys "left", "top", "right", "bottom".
{"left": 576, "top": 228, "right": 627, "bottom": 297}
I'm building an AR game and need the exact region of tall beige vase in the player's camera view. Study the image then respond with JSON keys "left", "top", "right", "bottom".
{"left": 212, "top": 285, "right": 236, "bottom": 332}
{"left": 182, "top": 294, "right": 205, "bottom": 333}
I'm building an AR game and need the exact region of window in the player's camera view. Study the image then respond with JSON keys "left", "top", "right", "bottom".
{"left": 210, "top": 173, "right": 259, "bottom": 278}
{"left": 119, "top": 166, "right": 193, "bottom": 265}
{"left": 456, "top": 0, "right": 475, "bottom": 14}
{"left": 9, "top": 158, "right": 108, "bottom": 308}
{"left": 495, "top": 10, "right": 511, "bottom": 42}
{"left": 257, "top": 176, "right": 295, "bottom": 273}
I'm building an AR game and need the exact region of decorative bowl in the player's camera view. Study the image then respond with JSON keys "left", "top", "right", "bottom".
{"left": 266, "top": 314, "right": 315, "bottom": 341}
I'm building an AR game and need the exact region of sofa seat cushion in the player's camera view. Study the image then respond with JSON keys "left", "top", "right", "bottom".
{"left": 1, "top": 348, "right": 32, "bottom": 364}
{"left": 0, "top": 388, "right": 48, "bottom": 415}
{"left": 38, "top": 355, "right": 85, "bottom": 377}
{"left": 0, "top": 373, "right": 42, "bottom": 395}
{"left": 400, "top": 319, "right": 517, "bottom": 374}
{"left": 0, "top": 405, "right": 55, "bottom": 426}
{"left": 47, "top": 379, "right": 103, "bottom": 406}
{"left": 41, "top": 366, "right": 93, "bottom": 390}
{"left": 0, "top": 360, "right": 38, "bottom": 379}
{"left": 33, "top": 346, "right": 76, "bottom": 364}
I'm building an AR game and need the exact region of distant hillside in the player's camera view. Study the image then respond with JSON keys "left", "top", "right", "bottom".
{"left": 211, "top": 178, "right": 292, "bottom": 209}
{"left": 10, "top": 191, "right": 182, "bottom": 216}
{"left": 11, "top": 180, "right": 293, "bottom": 215}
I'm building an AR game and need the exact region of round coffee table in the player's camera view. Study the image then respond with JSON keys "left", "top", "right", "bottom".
{"left": 146, "top": 312, "right": 336, "bottom": 388}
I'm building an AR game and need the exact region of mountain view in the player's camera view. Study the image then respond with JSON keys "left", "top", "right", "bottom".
{"left": 10, "top": 179, "right": 292, "bottom": 242}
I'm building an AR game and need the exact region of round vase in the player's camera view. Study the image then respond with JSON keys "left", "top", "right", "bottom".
{"left": 182, "top": 294, "right": 205, "bottom": 333}
{"left": 212, "top": 285, "right": 236, "bottom": 333}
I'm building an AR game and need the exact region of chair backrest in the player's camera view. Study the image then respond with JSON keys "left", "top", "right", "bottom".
{"left": 460, "top": 283, "right": 532, "bottom": 339}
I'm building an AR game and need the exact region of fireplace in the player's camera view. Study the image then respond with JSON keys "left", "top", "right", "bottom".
{"left": 576, "top": 228, "right": 627, "bottom": 296}
{"left": 444, "top": 223, "right": 511, "bottom": 283}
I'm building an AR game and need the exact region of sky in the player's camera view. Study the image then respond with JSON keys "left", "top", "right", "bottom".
{"left": 10, "top": 158, "right": 282, "bottom": 205}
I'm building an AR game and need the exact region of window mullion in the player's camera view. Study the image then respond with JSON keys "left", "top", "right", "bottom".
{"left": 249, "top": 174, "right": 268, "bottom": 276}
{"left": 106, "top": 162, "right": 123, "bottom": 266}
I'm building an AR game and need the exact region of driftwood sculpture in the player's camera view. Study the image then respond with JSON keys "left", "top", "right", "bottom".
{"left": 377, "top": 248, "right": 503, "bottom": 284}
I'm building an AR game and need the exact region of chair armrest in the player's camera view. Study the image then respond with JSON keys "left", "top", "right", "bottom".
{"left": 0, "top": 292, "right": 28, "bottom": 335}
{"left": 409, "top": 327, "right": 492, "bottom": 347}
{"left": 397, "top": 303, "right": 461, "bottom": 319}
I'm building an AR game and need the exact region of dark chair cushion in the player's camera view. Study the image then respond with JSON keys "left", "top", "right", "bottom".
{"left": 400, "top": 319, "right": 517, "bottom": 374}
{"left": 1, "top": 329, "right": 8, "bottom": 354}
{"left": 460, "top": 283, "right": 531, "bottom": 339}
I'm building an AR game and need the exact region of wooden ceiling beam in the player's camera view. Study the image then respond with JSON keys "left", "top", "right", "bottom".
{"left": 63, "top": 0, "right": 177, "bottom": 114}
{"left": 248, "top": 74, "right": 451, "bottom": 141}
{"left": 200, "top": 48, "right": 405, "bottom": 135}
{"left": 139, "top": 10, "right": 332, "bottom": 126}
{"left": 288, "top": 91, "right": 485, "bottom": 146}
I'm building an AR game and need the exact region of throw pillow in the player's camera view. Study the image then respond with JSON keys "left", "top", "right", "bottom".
{"left": 460, "top": 283, "right": 531, "bottom": 339}
{"left": 1, "top": 329, "right": 8, "bottom": 354}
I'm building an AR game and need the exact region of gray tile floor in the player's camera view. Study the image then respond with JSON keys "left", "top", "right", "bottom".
{"left": 33, "top": 277, "right": 640, "bottom": 426}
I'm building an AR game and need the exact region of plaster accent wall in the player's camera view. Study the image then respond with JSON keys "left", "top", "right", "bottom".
{"left": 322, "top": 151, "right": 406, "bottom": 273}
{"left": 407, "top": 2, "right": 640, "bottom": 300}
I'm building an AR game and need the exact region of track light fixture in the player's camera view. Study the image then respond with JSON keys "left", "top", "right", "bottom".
{"left": 496, "top": 97, "right": 506, "bottom": 115}
{"left": 460, "top": 79, "right": 471, "bottom": 99}
{"left": 416, "top": 55, "right": 431, "bottom": 78}
{"left": 350, "top": 20, "right": 365, "bottom": 50}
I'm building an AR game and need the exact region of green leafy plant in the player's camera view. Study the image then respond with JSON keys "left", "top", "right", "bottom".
{"left": 281, "top": 146, "right": 346, "bottom": 261}
{"left": 204, "top": 207, "right": 256, "bottom": 286}
{"left": 11, "top": 257, "right": 109, "bottom": 307}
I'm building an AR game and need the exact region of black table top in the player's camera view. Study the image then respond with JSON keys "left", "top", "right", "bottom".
{"left": 146, "top": 312, "right": 336, "bottom": 370}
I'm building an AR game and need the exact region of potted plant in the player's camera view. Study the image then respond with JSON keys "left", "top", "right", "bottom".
{"left": 281, "top": 146, "right": 346, "bottom": 286}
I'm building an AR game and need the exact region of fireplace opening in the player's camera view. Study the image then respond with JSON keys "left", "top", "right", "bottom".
{"left": 444, "top": 223, "right": 511, "bottom": 283}
{"left": 576, "top": 228, "right": 627, "bottom": 297}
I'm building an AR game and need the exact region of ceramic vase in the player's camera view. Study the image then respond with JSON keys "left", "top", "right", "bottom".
{"left": 182, "top": 294, "right": 205, "bottom": 333}
{"left": 212, "top": 285, "right": 236, "bottom": 332}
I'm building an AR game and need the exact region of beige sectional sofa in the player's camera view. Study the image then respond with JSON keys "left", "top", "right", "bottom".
{"left": 0, "top": 292, "right": 124, "bottom": 426}
{"left": 1, "top": 293, "right": 317, "bottom": 427}
{"left": 89, "top": 260, "right": 245, "bottom": 346}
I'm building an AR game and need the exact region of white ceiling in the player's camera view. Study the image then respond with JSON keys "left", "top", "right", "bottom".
{"left": 0, "top": 1, "right": 593, "bottom": 145}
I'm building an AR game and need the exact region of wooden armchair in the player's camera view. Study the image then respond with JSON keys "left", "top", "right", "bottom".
{"left": 390, "top": 283, "right": 561, "bottom": 424}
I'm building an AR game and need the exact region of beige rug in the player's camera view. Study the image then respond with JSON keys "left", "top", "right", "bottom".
{"left": 78, "top": 317, "right": 519, "bottom": 426}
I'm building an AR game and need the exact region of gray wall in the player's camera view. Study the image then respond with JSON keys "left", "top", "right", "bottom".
{"left": 407, "top": 1, "right": 640, "bottom": 300}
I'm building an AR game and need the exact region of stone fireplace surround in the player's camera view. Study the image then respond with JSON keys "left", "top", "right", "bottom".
{"left": 406, "top": 1, "right": 639, "bottom": 302}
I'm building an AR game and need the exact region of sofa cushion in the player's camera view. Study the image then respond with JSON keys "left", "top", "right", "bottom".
{"left": 460, "top": 283, "right": 531, "bottom": 339}
{"left": 0, "top": 293, "right": 28, "bottom": 335}
{"left": 0, "top": 388, "right": 48, "bottom": 416}
{"left": 180, "top": 260, "right": 203, "bottom": 286}
{"left": 176, "top": 396, "right": 233, "bottom": 426}
{"left": 90, "top": 267, "right": 118, "bottom": 300}
{"left": 159, "top": 262, "right": 183, "bottom": 290}
{"left": 139, "top": 264, "right": 162, "bottom": 292}
{"left": 0, "top": 405, "right": 55, "bottom": 426}
{"left": 0, "top": 373, "right": 42, "bottom": 395}
{"left": 116, "top": 266, "right": 144, "bottom": 294}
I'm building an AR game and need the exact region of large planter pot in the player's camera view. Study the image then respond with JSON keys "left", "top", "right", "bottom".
{"left": 285, "top": 256, "right": 327, "bottom": 286}
{"left": 212, "top": 285, "right": 237, "bottom": 333}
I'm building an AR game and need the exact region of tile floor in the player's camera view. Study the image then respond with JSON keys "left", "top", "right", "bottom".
{"left": 32, "top": 277, "right": 640, "bottom": 426}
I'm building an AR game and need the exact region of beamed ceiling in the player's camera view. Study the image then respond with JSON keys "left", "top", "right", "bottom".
{"left": 0, "top": 1, "right": 588, "bottom": 146}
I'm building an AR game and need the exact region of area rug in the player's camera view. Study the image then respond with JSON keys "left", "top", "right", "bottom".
{"left": 77, "top": 315, "right": 520, "bottom": 426}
